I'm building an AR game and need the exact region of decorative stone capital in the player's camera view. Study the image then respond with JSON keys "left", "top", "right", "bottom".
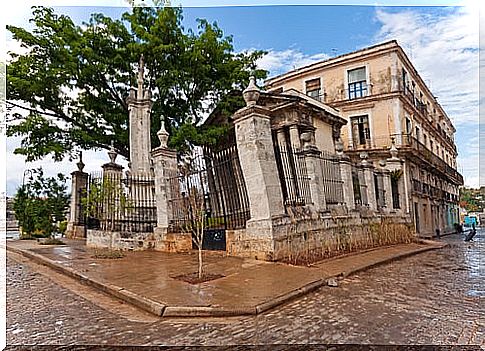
{"left": 242, "top": 76, "right": 260, "bottom": 106}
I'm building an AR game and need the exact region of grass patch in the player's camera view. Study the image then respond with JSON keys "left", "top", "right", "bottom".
{"left": 91, "top": 248, "right": 125, "bottom": 259}
{"left": 38, "top": 238, "right": 66, "bottom": 245}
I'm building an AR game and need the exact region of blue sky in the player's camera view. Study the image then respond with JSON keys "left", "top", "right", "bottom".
{"left": 4, "top": 1, "right": 480, "bottom": 195}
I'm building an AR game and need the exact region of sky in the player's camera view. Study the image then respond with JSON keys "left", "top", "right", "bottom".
{"left": 2, "top": 0, "right": 481, "bottom": 196}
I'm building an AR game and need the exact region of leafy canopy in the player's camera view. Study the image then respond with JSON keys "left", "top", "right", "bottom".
{"left": 7, "top": 6, "right": 267, "bottom": 160}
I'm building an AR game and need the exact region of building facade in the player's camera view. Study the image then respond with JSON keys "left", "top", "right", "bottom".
{"left": 265, "top": 40, "right": 463, "bottom": 237}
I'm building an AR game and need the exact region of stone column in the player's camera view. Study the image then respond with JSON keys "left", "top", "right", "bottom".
{"left": 386, "top": 139, "right": 405, "bottom": 213}
{"left": 381, "top": 168, "right": 393, "bottom": 210}
{"left": 66, "top": 154, "right": 88, "bottom": 238}
{"left": 289, "top": 124, "right": 301, "bottom": 149}
{"left": 301, "top": 132, "right": 326, "bottom": 212}
{"left": 275, "top": 128, "right": 295, "bottom": 202}
{"left": 361, "top": 155, "right": 377, "bottom": 211}
{"left": 338, "top": 155, "right": 355, "bottom": 210}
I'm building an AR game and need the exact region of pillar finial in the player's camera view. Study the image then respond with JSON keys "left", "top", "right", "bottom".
{"left": 157, "top": 118, "right": 169, "bottom": 148}
{"left": 243, "top": 75, "right": 260, "bottom": 106}
{"left": 76, "top": 151, "right": 85, "bottom": 172}
{"left": 108, "top": 140, "right": 118, "bottom": 164}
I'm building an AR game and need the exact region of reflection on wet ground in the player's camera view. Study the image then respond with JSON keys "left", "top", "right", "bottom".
{"left": 7, "top": 231, "right": 485, "bottom": 345}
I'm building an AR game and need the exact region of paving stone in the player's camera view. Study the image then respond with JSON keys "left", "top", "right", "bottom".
{"left": 6, "top": 232, "right": 485, "bottom": 346}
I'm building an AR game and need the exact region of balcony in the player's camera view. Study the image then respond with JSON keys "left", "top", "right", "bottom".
{"left": 400, "top": 86, "right": 456, "bottom": 153}
{"left": 411, "top": 180, "right": 457, "bottom": 203}
{"left": 347, "top": 133, "right": 463, "bottom": 185}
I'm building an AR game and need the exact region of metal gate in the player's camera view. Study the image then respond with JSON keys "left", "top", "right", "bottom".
{"left": 167, "top": 145, "right": 250, "bottom": 250}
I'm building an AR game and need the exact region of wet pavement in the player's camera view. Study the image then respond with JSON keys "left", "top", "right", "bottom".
{"left": 6, "top": 238, "right": 439, "bottom": 311}
{"left": 6, "top": 231, "right": 485, "bottom": 345}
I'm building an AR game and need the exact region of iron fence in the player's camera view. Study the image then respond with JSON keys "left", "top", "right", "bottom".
{"left": 85, "top": 172, "right": 156, "bottom": 232}
{"left": 352, "top": 165, "right": 368, "bottom": 206}
{"left": 274, "top": 144, "right": 312, "bottom": 206}
{"left": 167, "top": 145, "right": 250, "bottom": 233}
{"left": 318, "top": 151, "right": 344, "bottom": 205}
{"left": 374, "top": 173, "right": 386, "bottom": 209}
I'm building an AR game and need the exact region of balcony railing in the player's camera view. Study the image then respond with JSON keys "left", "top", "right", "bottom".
{"left": 348, "top": 133, "right": 463, "bottom": 185}
{"left": 399, "top": 85, "right": 456, "bottom": 152}
{"left": 411, "top": 179, "right": 458, "bottom": 202}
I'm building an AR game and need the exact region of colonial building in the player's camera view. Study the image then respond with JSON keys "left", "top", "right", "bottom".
{"left": 265, "top": 40, "right": 463, "bottom": 237}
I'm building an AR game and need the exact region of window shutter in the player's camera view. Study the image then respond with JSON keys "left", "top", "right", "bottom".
{"left": 305, "top": 78, "right": 321, "bottom": 91}
{"left": 348, "top": 67, "right": 366, "bottom": 83}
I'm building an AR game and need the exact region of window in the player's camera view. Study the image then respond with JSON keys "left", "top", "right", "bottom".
{"left": 415, "top": 126, "right": 420, "bottom": 141}
{"left": 406, "top": 118, "right": 412, "bottom": 134}
{"left": 350, "top": 115, "right": 370, "bottom": 146}
{"left": 348, "top": 67, "right": 367, "bottom": 99}
{"left": 305, "top": 78, "right": 321, "bottom": 101}
{"left": 423, "top": 134, "right": 428, "bottom": 147}
{"left": 402, "top": 68, "right": 408, "bottom": 91}
{"left": 430, "top": 140, "right": 434, "bottom": 152}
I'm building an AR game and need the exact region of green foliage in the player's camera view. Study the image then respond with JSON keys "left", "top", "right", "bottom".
{"left": 81, "top": 177, "right": 131, "bottom": 223}
{"left": 390, "top": 169, "right": 403, "bottom": 182}
{"left": 13, "top": 168, "right": 69, "bottom": 238}
{"left": 459, "top": 187, "right": 484, "bottom": 212}
{"left": 7, "top": 6, "right": 267, "bottom": 160}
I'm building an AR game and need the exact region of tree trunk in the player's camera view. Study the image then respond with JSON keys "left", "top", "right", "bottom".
{"left": 198, "top": 245, "right": 203, "bottom": 279}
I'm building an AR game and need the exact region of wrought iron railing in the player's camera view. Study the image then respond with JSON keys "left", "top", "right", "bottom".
{"left": 274, "top": 144, "right": 312, "bottom": 207}
{"left": 85, "top": 172, "right": 156, "bottom": 233}
{"left": 167, "top": 145, "right": 250, "bottom": 233}
{"left": 318, "top": 150, "right": 344, "bottom": 205}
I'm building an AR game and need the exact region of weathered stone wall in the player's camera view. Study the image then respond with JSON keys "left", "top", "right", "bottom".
{"left": 87, "top": 230, "right": 157, "bottom": 251}
{"left": 223, "top": 209, "right": 413, "bottom": 262}
{"left": 87, "top": 229, "right": 192, "bottom": 252}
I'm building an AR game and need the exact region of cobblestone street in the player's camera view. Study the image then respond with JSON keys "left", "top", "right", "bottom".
{"left": 6, "top": 232, "right": 484, "bottom": 346}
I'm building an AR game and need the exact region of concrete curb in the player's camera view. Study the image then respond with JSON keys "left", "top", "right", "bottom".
{"left": 7, "top": 246, "right": 166, "bottom": 317}
{"left": 340, "top": 243, "right": 448, "bottom": 278}
{"left": 7, "top": 241, "right": 447, "bottom": 318}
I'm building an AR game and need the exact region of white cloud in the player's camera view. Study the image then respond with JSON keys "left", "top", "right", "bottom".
{"left": 6, "top": 136, "right": 128, "bottom": 196}
{"left": 257, "top": 49, "right": 330, "bottom": 77}
{"left": 373, "top": 4, "right": 479, "bottom": 187}
{"left": 374, "top": 5, "right": 479, "bottom": 126}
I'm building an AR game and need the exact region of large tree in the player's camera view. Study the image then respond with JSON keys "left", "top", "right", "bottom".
{"left": 7, "top": 5, "right": 266, "bottom": 160}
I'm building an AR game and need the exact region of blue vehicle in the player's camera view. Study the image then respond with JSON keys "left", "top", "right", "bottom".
{"left": 463, "top": 216, "right": 478, "bottom": 227}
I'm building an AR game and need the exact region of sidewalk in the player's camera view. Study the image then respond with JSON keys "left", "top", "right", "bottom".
{"left": 6, "top": 238, "right": 446, "bottom": 317}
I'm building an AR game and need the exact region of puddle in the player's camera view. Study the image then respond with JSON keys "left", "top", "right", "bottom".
{"left": 466, "top": 289, "right": 485, "bottom": 297}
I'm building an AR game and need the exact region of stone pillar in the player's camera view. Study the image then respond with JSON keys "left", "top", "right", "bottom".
{"left": 101, "top": 145, "right": 124, "bottom": 232}
{"left": 339, "top": 155, "right": 355, "bottom": 210}
{"left": 234, "top": 111, "right": 285, "bottom": 222}
{"left": 127, "top": 55, "right": 153, "bottom": 176}
{"left": 361, "top": 155, "right": 377, "bottom": 211}
{"left": 66, "top": 154, "right": 88, "bottom": 238}
{"left": 233, "top": 77, "right": 285, "bottom": 260}
{"left": 381, "top": 168, "right": 393, "bottom": 210}
{"left": 386, "top": 139, "right": 405, "bottom": 213}
{"left": 151, "top": 123, "right": 191, "bottom": 251}
{"left": 301, "top": 132, "right": 326, "bottom": 212}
